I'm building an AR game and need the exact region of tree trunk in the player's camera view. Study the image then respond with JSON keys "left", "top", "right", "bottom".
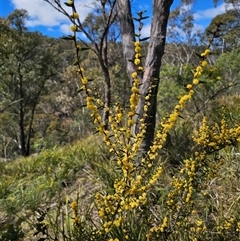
{"left": 118, "top": 0, "right": 174, "bottom": 155}
{"left": 99, "top": 58, "right": 111, "bottom": 129}
{"left": 135, "top": 0, "right": 174, "bottom": 154}
{"left": 18, "top": 62, "right": 27, "bottom": 156}
{"left": 99, "top": 24, "right": 111, "bottom": 129}
{"left": 116, "top": 0, "right": 136, "bottom": 84}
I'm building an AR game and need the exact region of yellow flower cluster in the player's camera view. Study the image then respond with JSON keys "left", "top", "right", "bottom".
{"left": 70, "top": 201, "right": 81, "bottom": 228}
{"left": 166, "top": 158, "right": 199, "bottom": 214}
{"left": 147, "top": 217, "right": 168, "bottom": 240}
{"left": 129, "top": 50, "right": 214, "bottom": 240}
{"left": 192, "top": 115, "right": 240, "bottom": 152}
{"left": 189, "top": 219, "right": 207, "bottom": 240}
{"left": 162, "top": 109, "right": 240, "bottom": 239}
{"left": 95, "top": 184, "right": 148, "bottom": 235}
{"left": 217, "top": 217, "right": 236, "bottom": 233}
{"left": 138, "top": 165, "right": 163, "bottom": 192}
{"left": 200, "top": 49, "right": 210, "bottom": 57}
{"left": 129, "top": 41, "right": 143, "bottom": 112}
{"left": 236, "top": 222, "right": 240, "bottom": 232}
{"left": 68, "top": 1, "right": 79, "bottom": 31}
{"left": 134, "top": 41, "right": 141, "bottom": 65}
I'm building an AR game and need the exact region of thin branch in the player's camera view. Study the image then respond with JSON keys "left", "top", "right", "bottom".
{"left": 0, "top": 99, "right": 23, "bottom": 113}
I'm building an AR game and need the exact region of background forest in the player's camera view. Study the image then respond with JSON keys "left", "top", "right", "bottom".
{"left": 0, "top": 5, "right": 240, "bottom": 160}
{"left": 0, "top": 0, "right": 240, "bottom": 240}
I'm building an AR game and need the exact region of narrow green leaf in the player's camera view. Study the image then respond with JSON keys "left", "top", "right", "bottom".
{"left": 61, "top": 35, "right": 74, "bottom": 40}
{"left": 64, "top": 2, "right": 73, "bottom": 7}
{"left": 133, "top": 17, "right": 141, "bottom": 22}
{"left": 141, "top": 16, "right": 149, "bottom": 20}
{"left": 73, "top": 60, "right": 79, "bottom": 66}
{"left": 195, "top": 52, "right": 204, "bottom": 59}
{"left": 139, "top": 37, "right": 150, "bottom": 42}
{"left": 208, "top": 52, "right": 219, "bottom": 55}
{"left": 77, "top": 87, "right": 84, "bottom": 93}
{"left": 80, "top": 47, "right": 90, "bottom": 51}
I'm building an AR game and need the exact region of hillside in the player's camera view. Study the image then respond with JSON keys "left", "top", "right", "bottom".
{"left": 1, "top": 135, "right": 240, "bottom": 240}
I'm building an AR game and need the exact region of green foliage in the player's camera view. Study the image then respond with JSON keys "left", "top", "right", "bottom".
{"left": 0, "top": 136, "right": 108, "bottom": 240}
{"left": 0, "top": 9, "right": 61, "bottom": 157}
{"left": 158, "top": 64, "right": 186, "bottom": 118}
{"left": 205, "top": 9, "right": 240, "bottom": 50}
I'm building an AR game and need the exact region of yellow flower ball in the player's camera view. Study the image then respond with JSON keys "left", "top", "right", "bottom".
{"left": 196, "top": 66, "right": 202, "bottom": 72}
{"left": 78, "top": 67, "right": 84, "bottom": 73}
{"left": 189, "top": 89, "right": 194, "bottom": 95}
{"left": 204, "top": 49, "right": 210, "bottom": 55}
{"left": 71, "top": 201, "right": 77, "bottom": 210}
{"left": 135, "top": 53, "right": 141, "bottom": 59}
{"left": 70, "top": 25, "right": 77, "bottom": 32}
{"left": 201, "top": 60, "right": 207, "bottom": 67}
{"left": 134, "top": 41, "right": 140, "bottom": 47}
{"left": 131, "top": 86, "right": 139, "bottom": 93}
{"left": 145, "top": 95, "right": 150, "bottom": 100}
{"left": 135, "top": 46, "right": 141, "bottom": 53}
{"left": 81, "top": 77, "right": 88, "bottom": 85}
{"left": 128, "top": 119, "right": 134, "bottom": 126}
{"left": 132, "top": 72, "right": 138, "bottom": 79}
{"left": 134, "top": 59, "right": 141, "bottom": 65}
{"left": 193, "top": 78, "right": 199, "bottom": 85}
{"left": 70, "top": 12, "right": 79, "bottom": 19}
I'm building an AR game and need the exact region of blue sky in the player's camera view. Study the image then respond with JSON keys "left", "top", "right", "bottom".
{"left": 0, "top": 0, "right": 229, "bottom": 38}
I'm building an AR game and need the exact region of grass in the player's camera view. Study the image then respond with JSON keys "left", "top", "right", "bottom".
{"left": 0, "top": 135, "right": 109, "bottom": 240}
{"left": 0, "top": 135, "right": 240, "bottom": 241}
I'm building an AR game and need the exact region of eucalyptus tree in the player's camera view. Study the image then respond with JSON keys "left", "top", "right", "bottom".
{"left": 117, "top": 0, "right": 235, "bottom": 155}
{"left": 206, "top": 9, "right": 240, "bottom": 52}
{"left": 0, "top": 9, "right": 59, "bottom": 157}
{"left": 44, "top": 0, "right": 232, "bottom": 156}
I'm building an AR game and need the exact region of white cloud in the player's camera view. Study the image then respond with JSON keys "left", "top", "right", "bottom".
{"left": 11, "top": 0, "right": 67, "bottom": 26}
{"left": 59, "top": 23, "right": 71, "bottom": 35}
{"left": 141, "top": 23, "right": 151, "bottom": 38}
{"left": 193, "top": 3, "right": 232, "bottom": 21}
{"left": 10, "top": 0, "right": 94, "bottom": 32}
{"left": 138, "top": 4, "right": 150, "bottom": 11}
